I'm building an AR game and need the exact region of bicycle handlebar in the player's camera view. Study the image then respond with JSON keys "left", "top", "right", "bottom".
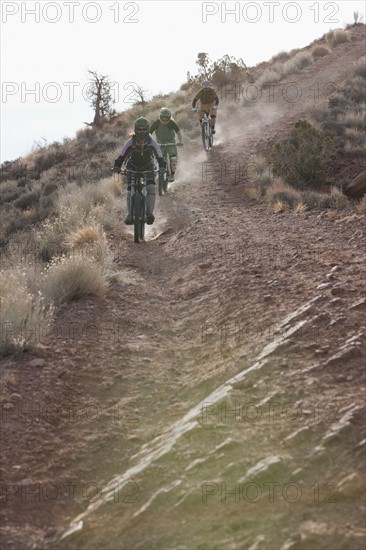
{"left": 192, "top": 107, "right": 218, "bottom": 114}
{"left": 123, "top": 168, "right": 160, "bottom": 175}
{"left": 158, "top": 143, "right": 177, "bottom": 147}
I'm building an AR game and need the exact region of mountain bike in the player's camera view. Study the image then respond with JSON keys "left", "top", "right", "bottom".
{"left": 123, "top": 168, "right": 159, "bottom": 243}
{"left": 194, "top": 109, "right": 215, "bottom": 152}
{"left": 157, "top": 143, "right": 183, "bottom": 196}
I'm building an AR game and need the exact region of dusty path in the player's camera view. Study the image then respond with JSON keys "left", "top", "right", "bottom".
{"left": 1, "top": 26, "right": 365, "bottom": 550}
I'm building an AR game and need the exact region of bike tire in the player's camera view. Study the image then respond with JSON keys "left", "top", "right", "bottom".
{"left": 140, "top": 196, "right": 145, "bottom": 241}
{"left": 134, "top": 193, "right": 142, "bottom": 243}
{"left": 165, "top": 152, "right": 170, "bottom": 192}
{"left": 158, "top": 173, "right": 164, "bottom": 196}
{"left": 202, "top": 122, "right": 210, "bottom": 152}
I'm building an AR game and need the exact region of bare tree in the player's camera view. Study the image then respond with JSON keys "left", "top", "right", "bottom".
{"left": 84, "top": 70, "right": 116, "bottom": 127}
{"left": 132, "top": 84, "right": 149, "bottom": 106}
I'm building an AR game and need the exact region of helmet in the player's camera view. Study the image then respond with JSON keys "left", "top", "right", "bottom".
{"left": 159, "top": 108, "right": 172, "bottom": 124}
{"left": 134, "top": 117, "right": 150, "bottom": 140}
{"left": 202, "top": 80, "right": 211, "bottom": 88}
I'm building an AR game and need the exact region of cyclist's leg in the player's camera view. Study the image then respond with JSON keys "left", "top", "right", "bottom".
{"left": 197, "top": 109, "right": 203, "bottom": 125}
{"left": 209, "top": 106, "right": 217, "bottom": 133}
{"left": 125, "top": 167, "right": 133, "bottom": 224}
{"left": 145, "top": 167, "right": 156, "bottom": 224}
{"left": 168, "top": 145, "right": 178, "bottom": 180}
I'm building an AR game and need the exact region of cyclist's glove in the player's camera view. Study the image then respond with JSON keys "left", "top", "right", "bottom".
{"left": 158, "top": 158, "right": 167, "bottom": 169}
{"left": 113, "top": 156, "right": 123, "bottom": 173}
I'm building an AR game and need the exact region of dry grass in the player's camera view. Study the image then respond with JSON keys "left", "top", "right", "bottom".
{"left": 63, "top": 222, "right": 113, "bottom": 271}
{"left": 356, "top": 196, "right": 366, "bottom": 213}
{"left": 272, "top": 200, "right": 289, "bottom": 213}
{"left": 109, "top": 175, "right": 124, "bottom": 196}
{"left": 271, "top": 51, "right": 291, "bottom": 63}
{"left": 326, "top": 209, "right": 337, "bottom": 218}
{"left": 266, "top": 180, "right": 302, "bottom": 207}
{"left": 35, "top": 205, "right": 81, "bottom": 261}
{"left": 329, "top": 186, "right": 349, "bottom": 209}
{"left": 244, "top": 186, "right": 262, "bottom": 200}
{"left": 283, "top": 51, "right": 312, "bottom": 73}
{"left": 311, "top": 45, "right": 331, "bottom": 58}
{"left": 326, "top": 29, "right": 351, "bottom": 47}
{"left": 0, "top": 268, "right": 54, "bottom": 355}
{"left": 64, "top": 223, "right": 106, "bottom": 249}
{"left": 294, "top": 202, "right": 307, "bottom": 213}
{"left": 41, "top": 254, "right": 108, "bottom": 305}
{"left": 353, "top": 55, "right": 366, "bottom": 78}
{"left": 344, "top": 141, "right": 366, "bottom": 157}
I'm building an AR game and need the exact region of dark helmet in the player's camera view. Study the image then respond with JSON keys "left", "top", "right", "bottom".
{"left": 159, "top": 107, "right": 172, "bottom": 124}
{"left": 134, "top": 117, "right": 150, "bottom": 140}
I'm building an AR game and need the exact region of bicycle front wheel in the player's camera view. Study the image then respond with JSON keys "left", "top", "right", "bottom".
{"left": 202, "top": 122, "right": 210, "bottom": 152}
{"left": 158, "top": 172, "right": 165, "bottom": 196}
{"left": 134, "top": 193, "right": 145, "bottom": 243}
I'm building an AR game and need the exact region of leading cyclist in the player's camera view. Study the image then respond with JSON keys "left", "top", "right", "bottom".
{"left": 112, "top": 117, "right": 166, "bottom": 225}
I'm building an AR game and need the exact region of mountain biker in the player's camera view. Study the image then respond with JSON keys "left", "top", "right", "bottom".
{"left": 112, "top": 117, "right": 167, "bottom": 225}
{"left": 192, "top": 80, "right": 219, "bottom": 134}
{"left": 149, "top": 108, "right": 183, "bottom": 182}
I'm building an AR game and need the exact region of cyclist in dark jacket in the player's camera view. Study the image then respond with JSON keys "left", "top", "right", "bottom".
{"left": 113, "top": 117, "right": 166, "bottom": 225}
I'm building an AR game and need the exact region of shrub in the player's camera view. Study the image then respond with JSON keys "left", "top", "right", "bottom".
{"left": 246, "top": 156, "right": 274, "bottom": 195}
{"left": 271, "top": 51, "right": 290, "bottom": 63}
{"left": 35, "top": 205, "right": 82, "bottom": 261}
{"left": 0, "top": 180, "right": 23, "bottom": 205}
{"left": 283, "top": 51, "right": 312, "bottom": 73}
{"left": 14, "top": 189, "right": 40, "bottom": 209}
{"left": 271, "top": 120, "right": 334, "bottom": 187}
{"left": 328, "top": 186, "right": 349, "bottom": 209}
{"left": 57, "top": 180, "right": 114, "bottom": 216}
{"left": 63, "top": 223, "right": 113, "bottom": 270}
{"left": 41, "top": 254, "right": 108, "bottom": 305}
{"left": 344, "top": 141, "right": 366, "bottom": 157}
{"left": 340, "top": 111, "right": 366, "bottom": 130}
{"left": 326, "top": 29, "right": 350, "bottom": 47}
{"left": 353, "top": 56, "right": 366, "bottom": 78}
{"left": 244, "top": 186, "right": 261, "bottom": 200}
{"left": 311, "top": 45, "right": 331, "bottom": 58}
{"left": 266, "top": 180, "right": 302, "bottom": 207}
{"left": 301, "top": 190, "right": 332, "bottom": 209}
{"left": 272, "top": 200, "right": 289, "bottom": 213}
{"left": 256, "top": 68, "right": 282, "bottom": 89}
{"left": 0, "top": 268, "right": 54, "bottom": 355}
{"left": 356, "top": 196, "right": 366, "bottom": 213}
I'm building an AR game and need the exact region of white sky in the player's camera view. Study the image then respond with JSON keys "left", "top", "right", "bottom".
{"left": 1, "top": 0, "right": 364, "bottom": 162}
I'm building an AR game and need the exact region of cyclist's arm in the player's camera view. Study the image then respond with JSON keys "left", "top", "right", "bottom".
{"left": 149, "top": 120, "right": 159, "bottom": 135}
{"left": 114, "top": 138, "right": 133, "bottom": 167}
{"left": 192, "top": 89, "right": 202, "bottom": 108}
{"left": 171, "top": 120, "right": 182, "bottom": 142}
{"left": 119, "top": 138, "right": 133, "bottom": 159}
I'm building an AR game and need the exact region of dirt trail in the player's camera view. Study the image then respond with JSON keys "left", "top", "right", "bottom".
{"left": 1, "top": 26, "right": 365, "bottom": 550}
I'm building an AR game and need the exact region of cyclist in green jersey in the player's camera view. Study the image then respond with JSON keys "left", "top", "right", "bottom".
{"left": 149, "top": 108, "right": 183, "bottom": 182}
